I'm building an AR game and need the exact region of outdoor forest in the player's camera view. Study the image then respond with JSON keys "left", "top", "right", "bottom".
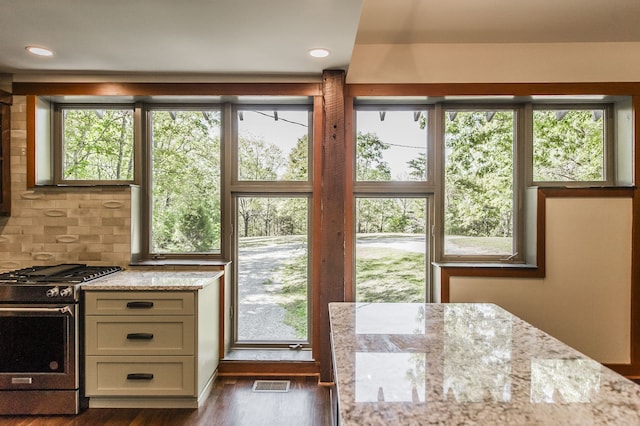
{"left": 63, "top": 106, "right": 605, "bottom": 254}
{"left": 62, "top": 105, "right": 607, "bottom": 338}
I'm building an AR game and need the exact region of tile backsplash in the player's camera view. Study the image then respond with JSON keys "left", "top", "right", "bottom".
{"left": 0, "top": 96, "right": 132, "bottom": 271}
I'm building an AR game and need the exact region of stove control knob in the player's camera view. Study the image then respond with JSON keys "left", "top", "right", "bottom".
{"left": 60, "top": 286, "right": 74, "bottom": 297}
{"left": 46, "top": 286, "right": 60, "bottom": 298}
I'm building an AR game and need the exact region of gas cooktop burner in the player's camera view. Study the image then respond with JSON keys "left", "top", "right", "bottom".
{"left": 0, "top": 264, "right": 122, "bottom": 284}
{"left": 0, "top": 264, "right": 122, "bottom": 304}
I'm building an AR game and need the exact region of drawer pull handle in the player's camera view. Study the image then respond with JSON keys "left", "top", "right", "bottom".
{"left": 127, "top": 373, "right": 154, "bottom": 381}
{"left": 126, "top": 333, "right": 154, "bottom": 340}
{"left": 126, "top": 301, "right": 154, "bottom": 309}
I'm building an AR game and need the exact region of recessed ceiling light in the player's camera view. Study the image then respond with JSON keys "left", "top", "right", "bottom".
{"left": 308, "top": 48, "right": 330, "bottom": 58}
{"left": 26, "top": 46, "right": 54, "bottom": 57}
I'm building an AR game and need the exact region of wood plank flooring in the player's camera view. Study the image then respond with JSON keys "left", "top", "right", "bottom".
{"left": 0, "top": 377, "right": 332, "bottom": 426}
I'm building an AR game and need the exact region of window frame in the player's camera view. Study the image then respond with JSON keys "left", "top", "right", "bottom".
{"left": 142, "top": 104, "right": 224, "bottom": 260}
{"left": 437, "top": 103, "right": 525, "bottom": 264}
{"left": 231, "top": 104, "right": 314, "bottom": 189}
{"left": 525, "top": 103, "right": 615, "bottom": 187}
{"left": 352, "top": 103, "right": 436, "bottom": 301}
{"left": 352, "top": 193, "right": 433, "bottom": 303}
{"left": 53, "top": 103, "right": 140, "bottom": 186}
{"left": 354, "top": 104, "right": 434, "bottom": 186}
{"left": 228, "top": 101, "right": 315, "bottom": 348}
{"left": 231, "top": 192, "right": 313, "bottom": 348}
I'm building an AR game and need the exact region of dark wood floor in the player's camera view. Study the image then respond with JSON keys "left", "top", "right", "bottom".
{"left": 0, "top": 377, "right": 331, "bottom": 426}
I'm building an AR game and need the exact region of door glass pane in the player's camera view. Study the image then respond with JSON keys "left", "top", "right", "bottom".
{"left": 237, "top": 196, "right": 308, "bottom": 342}
{"left": 533, "top": 108, "right": 605, "bottom": 182}
{"left": 355, "top": 197, "right": 428, "bottom": 303}
{"left": 150, "top": 109, "right": 221, "bottom": 254}
{"left": 237, "top": 109, "right": 310, "bottom": 181}
{"left": 355, "top": 109, "right": 429, "bottom": 182}
{"left": 444, "top": 110, "right": 514, "bottom": 257}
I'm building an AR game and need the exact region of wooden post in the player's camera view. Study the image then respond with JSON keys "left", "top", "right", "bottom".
{"left": 315, "top": 70, "right": 346, "bottom": 382}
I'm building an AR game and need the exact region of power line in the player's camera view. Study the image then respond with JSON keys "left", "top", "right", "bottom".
{"left": 383, "top": 142, "right": 426, "bottom": 150}
{"left": 252, "top": 111, "right": 308, "bottom": 127}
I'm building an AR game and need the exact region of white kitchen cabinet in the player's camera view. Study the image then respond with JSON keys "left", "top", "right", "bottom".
{"left": 84, "top": 278, "right": 221, "bottom": 408}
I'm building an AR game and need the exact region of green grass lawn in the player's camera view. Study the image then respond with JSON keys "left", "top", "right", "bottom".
{"left": 356, "top": 246, "right": 426, "bottom": 303}
{"left": 445, "top": 235, "right": 512, "bottom": 255}
{"left": 277, "top": 254, "right": 309, "bottom": 338}
{"left": 274, "top": 244, "right": 427, "bottom": 338}
{"left": 270, "top": 234, "right": 509, "bottom": 339}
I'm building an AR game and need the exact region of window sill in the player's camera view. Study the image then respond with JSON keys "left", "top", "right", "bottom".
{"left": 28, "top": 183, "right": 134, "bottom": 190}
{"left": 223, "top": 348, "right": 313, "bottom": 362}
{"left": 433, "top": 262, "right": 537, "bottom": 269}
{"left": 129, "top": 259, "right": 231, "bottom": 268}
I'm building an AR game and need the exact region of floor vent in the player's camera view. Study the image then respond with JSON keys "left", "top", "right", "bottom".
{"left": 252, "top": 380, "right": 290, "bottom": 393}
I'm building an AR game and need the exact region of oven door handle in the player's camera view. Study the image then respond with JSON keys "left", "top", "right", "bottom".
{"left": 0, "top": 306, "right": 74, "bottom": 316}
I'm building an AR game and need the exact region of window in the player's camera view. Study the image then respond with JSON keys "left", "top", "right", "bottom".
{"left": 443, "top": 108, "right": 518, "bottom": 259}
{"left": 51, "top": 98, "right": 314, "bottom": 347}
{"left": 148, "top": 108, "right": 222, "bottom": 255}
{"left": 350, "top": 97, "right": 626, "bottom": 267}
{"left": 232, "top": 104, "right": 313, "bottom": 346}
{"left": 355, "top": 197, "right": 429, "bottom": 303}
{"left": 237, "top": 108, "right": 310, "bottom": 182}
{"left": 531, "top": 105, "right": 613, "bottom": 185}
{"left": 56, "top": 105, "right": 135, "bottom": 184}
{"left": 235, "top": 196, "right": 309, "bottom": 342}
{"left": 355, "top": 108, "right": 429, "bottom": 182}
{"left": 353, "top": 105, "right": 433, "bottom": 302}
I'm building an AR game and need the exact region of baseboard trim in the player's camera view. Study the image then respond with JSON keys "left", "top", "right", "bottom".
{"left": 218, "top": 360, "right": 320, "bottom": 376}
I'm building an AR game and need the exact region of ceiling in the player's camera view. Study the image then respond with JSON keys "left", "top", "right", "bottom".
{"left": 1, "top": 0, "right": 640, "bottom": 79}
{"left": 357, "top": 0, "right": 640, "bottom": 44}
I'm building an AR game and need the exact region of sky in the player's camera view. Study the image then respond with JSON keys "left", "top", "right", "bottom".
{"left": 356, "top": 109, "right": 428, "bottom": 179}
{"left": 237, "top": 107, "right": 429, "bottom": 180}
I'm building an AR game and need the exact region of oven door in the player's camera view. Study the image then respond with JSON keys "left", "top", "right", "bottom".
{"left": 0, "top": 304, "right": 77, "bottom": 390}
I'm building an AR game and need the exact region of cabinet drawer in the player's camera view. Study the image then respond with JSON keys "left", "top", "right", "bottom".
{"left": 84, "top": 291, "right": 195, "bottom": 316}
{"left": 85, "top": 356, "right": 195, "bottom": 397}
{"left": 85, "top": 316, "right": 195, "bottom": 356}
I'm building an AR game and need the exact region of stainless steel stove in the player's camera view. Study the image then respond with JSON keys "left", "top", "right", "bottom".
{"left": 0, "top": 263, "right": 121, "bottom": 415}
{"left": 0, "top": 264, "right": 121, "bottom": 303}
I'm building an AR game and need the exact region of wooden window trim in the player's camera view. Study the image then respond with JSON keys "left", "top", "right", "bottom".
{"left": 13, "top": 82, "right": 322, "bottom": 97}
{"left": 18, "top": 82, "right": 640, "bottom": 380}
{"left": 438, "top": 187, "right": 634, "bottom": 302}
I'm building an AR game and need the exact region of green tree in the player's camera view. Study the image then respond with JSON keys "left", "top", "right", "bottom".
{"left": 180, "top": 204, "right": 217, "bottom": 252}
{"left": 407, "top": 153, "right": 427, "bottom": 181}
{"left": 151, "top": 110, "right": 221, "bottom": 253}
{"left": 357, "top": 198, "right": 392, "bottom": 233}
{"left": 238, "top": 136, "right": 285, "bottom": 180}
{"left": 445, "top": 111, "right": 514, "bottom": 238}
{"left": 533, "top": 110, "right": 604, "bottom": 181}
{"left": 63, "top": 109, "right": 134, "bottom": 180}
{"left": 283, "top": 135, "right": 309, "bottom": 180}
{"left": 356, "top": 132, "right": 391, "bottom": 181}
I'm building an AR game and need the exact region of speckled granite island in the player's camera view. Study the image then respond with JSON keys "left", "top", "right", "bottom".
{"left": 80, "top": 270, "right": 227, "bottom": 408}
{"left": 329, "top": 302, "right": 640, "bottom": 425}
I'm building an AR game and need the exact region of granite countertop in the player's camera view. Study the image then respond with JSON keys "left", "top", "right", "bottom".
{"left": 329, "top": 302, "right": 640, "bottom": 425}
{"left": 80, "top": 270, "right": 224, "bottom": 291}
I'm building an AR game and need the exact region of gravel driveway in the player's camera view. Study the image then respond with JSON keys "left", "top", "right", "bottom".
{"left": 237, "top": 240, "right": 305, "bottom": 341}
{"left": 236, "top": 234, "right": 425, "bottom": 341}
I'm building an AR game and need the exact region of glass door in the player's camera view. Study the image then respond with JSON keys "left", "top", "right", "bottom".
{"left": 234, "top": 196, "right": 310, "bottom": 345}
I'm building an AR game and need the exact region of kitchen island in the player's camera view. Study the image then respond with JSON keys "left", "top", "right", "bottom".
{"left": 81, "top": 270, "right": 227, "bottom": 408}
{"left": 329, "top": 302, "right": 640, "bottom": 425}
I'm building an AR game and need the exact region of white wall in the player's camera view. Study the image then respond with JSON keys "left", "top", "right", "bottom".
{"left": 448, "top": 197, "right": 632, "bottom": 364}
{"left": 348, "top": 41, "right": 637, "bottom": 365}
